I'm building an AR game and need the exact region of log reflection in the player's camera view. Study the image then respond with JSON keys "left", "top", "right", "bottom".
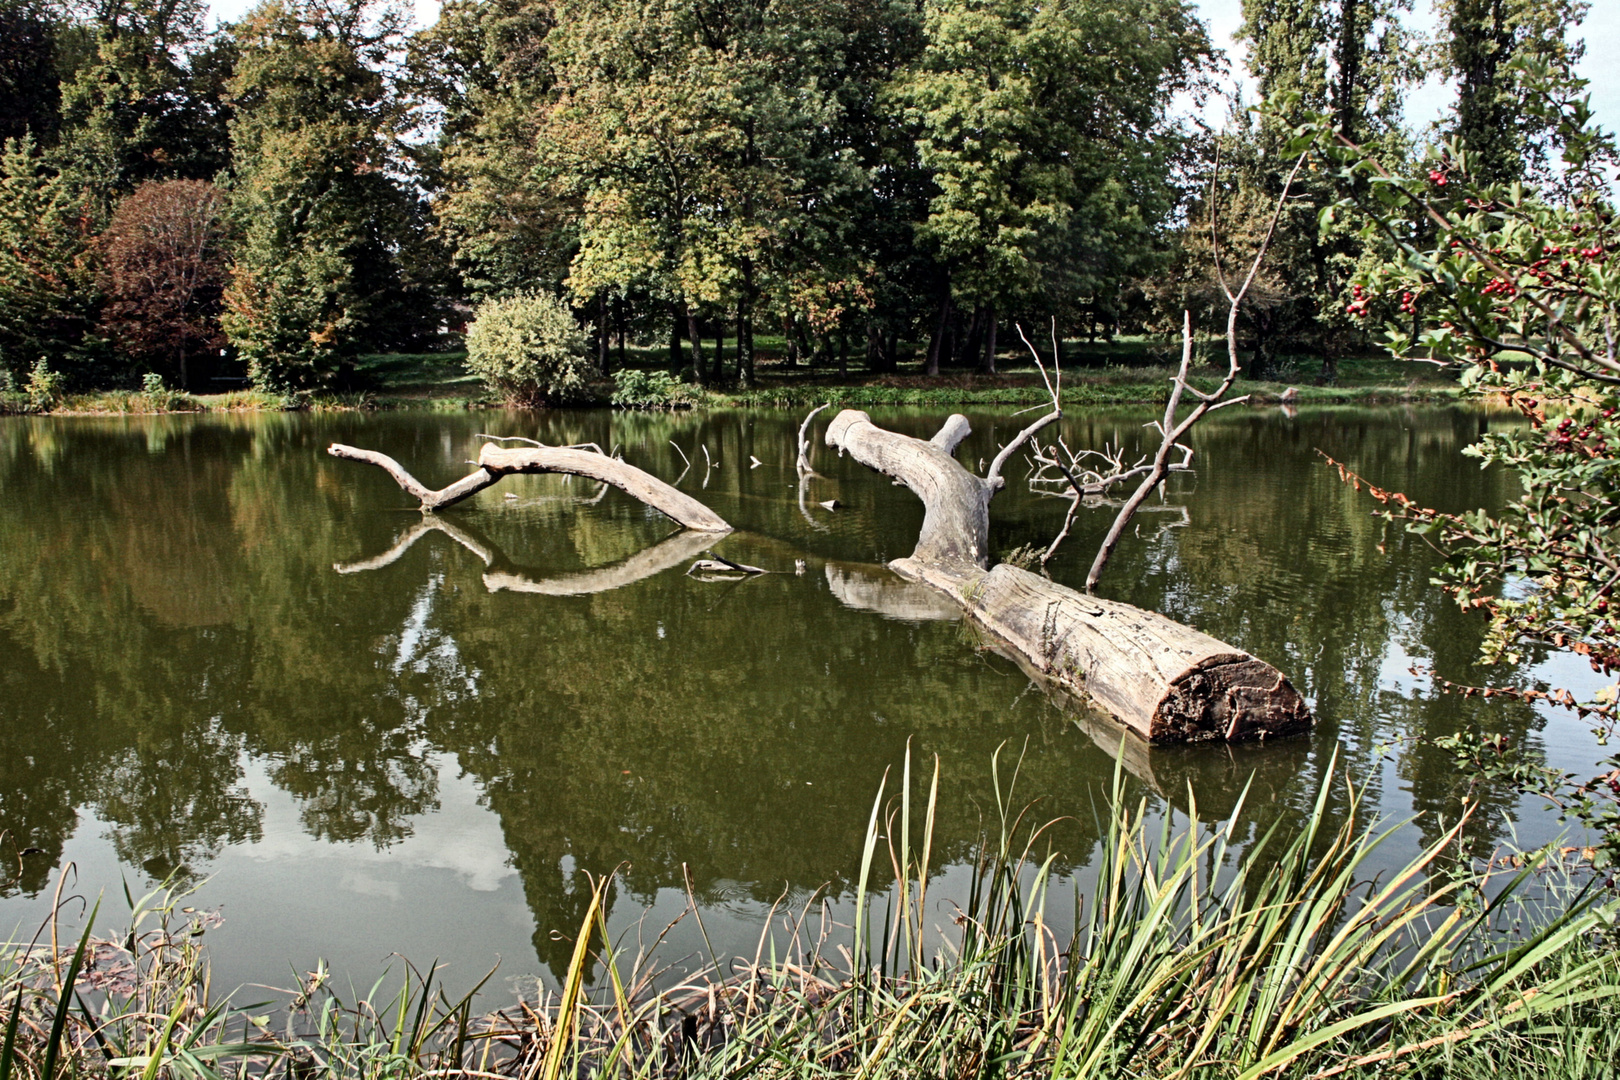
{"left": 335, "top": 514, "right": 717, "bottom": 597}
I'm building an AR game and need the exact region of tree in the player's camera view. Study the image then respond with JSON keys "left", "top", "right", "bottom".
{"left": 895, "top": 0, "right": 1210, "bottom": 373}
{"left": 535, "top": 0, "right": 874, "bottom": 388}
{"left": 1440, "top": 0, "right": 1587, "bottom": 185}
{"left": 221, "top": 0, "right": 438, "bottom": 393}
{"left": 1307, "top": 61, "right": 1620, "bottom": 859}
{"left": 0, "top": 135, "right": 101, "bottom": 381}
{"left": 1221, "top": 0, "right": 1420, "bottom": 378}
{"left": 0, "top": 0, "right": 64, "bottom": 145}
{"left": 98, "top": 178, "right": 229, "bottom": 389}
{"left": 413, "top": 0, "right": 570, "bottom": 301}
{"left": 53, "top": 0, "right": 235, "bottom": 209}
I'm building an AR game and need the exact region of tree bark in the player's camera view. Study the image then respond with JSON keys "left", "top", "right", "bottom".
{"left": 824, "top": 409, "right": 1311, "bottom": 742}
{"left": 685, "top": 304, "right": 708, "bottom": 387}
{"left": 981, "top": 307, "right": 997, "bottom": 375}
{"left": 925, "top": 295, "right": 949, "bottom": 376}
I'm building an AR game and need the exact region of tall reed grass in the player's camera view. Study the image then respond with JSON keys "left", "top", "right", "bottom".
{"left": 3, "top": 749, "right": 1615, "bottom": 1079}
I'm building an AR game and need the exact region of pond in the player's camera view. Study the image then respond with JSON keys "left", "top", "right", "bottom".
{"left": 0, "top": 405, "right": 1606, "bottom": 1000}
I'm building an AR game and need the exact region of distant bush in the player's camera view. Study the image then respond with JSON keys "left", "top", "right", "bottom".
{"left": 464, "top": 293, "right": 592, "bottom": 407}
{"left": 26, "top": 358, "right": 63, "bottom": 410}
{"left": 610, "top": 368, "right": 696, "bottom": 409}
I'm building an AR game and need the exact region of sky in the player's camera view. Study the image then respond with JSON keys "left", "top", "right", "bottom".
{"left": 204, "top": 0, "right": 1619, "bottom": 136}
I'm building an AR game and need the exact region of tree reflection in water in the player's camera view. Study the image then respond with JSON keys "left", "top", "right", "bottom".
{"left": 0, "top": 406, "right": 1566, "bottom": 983}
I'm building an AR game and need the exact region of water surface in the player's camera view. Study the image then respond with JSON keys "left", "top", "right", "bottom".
{"left": 0, "top": 406, "right": 1602, "bottom": 997}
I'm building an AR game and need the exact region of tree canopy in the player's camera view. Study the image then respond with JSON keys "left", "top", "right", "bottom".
{"left": 0, "top": 0, "right": 1603, "bottom": 393}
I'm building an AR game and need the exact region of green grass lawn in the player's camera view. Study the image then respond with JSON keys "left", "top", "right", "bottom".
{"left": 16, "top": 336, "right": 1463, "bottom": 416}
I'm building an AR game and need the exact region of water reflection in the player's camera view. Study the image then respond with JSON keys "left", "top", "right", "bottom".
{"left": 0, "top": 406, "right": 1584, "bottom": 988}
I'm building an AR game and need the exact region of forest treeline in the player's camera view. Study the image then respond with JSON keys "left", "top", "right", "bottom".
{"left": 0, "top": 0, "right": 1591, "bottom": 394}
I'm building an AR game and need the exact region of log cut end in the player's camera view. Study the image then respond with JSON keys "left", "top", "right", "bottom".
{"left": 1155, "top": 655, "right": 1313, "bottom": 743}
{"left": 893, "top": 558, "right": 1312, "bottom": 743}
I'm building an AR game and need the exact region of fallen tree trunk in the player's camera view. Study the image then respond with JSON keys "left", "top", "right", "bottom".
{"left": 826, "top": 409, "right": 1311, "bottom": 742}
{"left": 328, "top": 442, "right": 731, "bottom": 533}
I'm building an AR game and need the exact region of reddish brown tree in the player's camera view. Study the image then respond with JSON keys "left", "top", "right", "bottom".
{"left": 99, "top": 180, "right": 230, "bottom": 390}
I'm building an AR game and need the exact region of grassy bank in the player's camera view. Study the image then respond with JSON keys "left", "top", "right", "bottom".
{"left": 4, "top": 754, "right": 1616, "bottom": 1079}
{"left": 1, "top": 339, "right": 1465, "bottom": 417}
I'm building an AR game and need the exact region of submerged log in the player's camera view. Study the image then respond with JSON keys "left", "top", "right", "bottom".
{"left": 826, "top": 409, "right": 1311, "bottom": 742}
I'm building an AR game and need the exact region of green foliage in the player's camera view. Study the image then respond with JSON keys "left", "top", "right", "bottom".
{"left": 897, "top": 0, "right": 1208, "bottom": 317}
{"left": 51, "top": 0, "right": 236, "bottom": 212}
{"left": 24, "top": 356, "right": 62, "bottom": 409}
{"left": 465, "top": 291, "right": 592, "bottom": 406}
{"left": 1305, "top": 60, "right": 1620, "bottom": 856}
{"left": 0, "top": 134, "right": 101, "bottom": 381}
{"left": 609, "top": 368, "right": 693, "bottom": 410}
{"left": 1440, "top": 0, "right": 1588, "bottom": 184}
{"left": 221, "top": 0, "right": 438, "bottom": 394}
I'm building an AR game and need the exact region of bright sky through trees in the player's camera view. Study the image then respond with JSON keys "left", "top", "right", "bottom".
{"left": 201, "top": 0, "right": 1620, "bottom": 133}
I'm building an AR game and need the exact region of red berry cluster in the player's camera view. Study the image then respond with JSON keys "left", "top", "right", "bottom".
{"left": 1551, "top": 415, "right": 1611, "bottom": 456}
{"left": 1346, "top": 283, "right": 1371, "bottom": 318}
{"left": 1481, "top": 277, "right": 1517, "bottom": 297}
{"left": 1428, "top": 168, "right": 1448, "bottom": 187}
{"left": 1398, "top": 290, "right": 1416, "bottom": 315}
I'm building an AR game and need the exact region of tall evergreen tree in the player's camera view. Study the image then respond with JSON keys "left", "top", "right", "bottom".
{"left": 1224, "top": 0, "right": 1419, "bottom": 376}
{"left": 0, "top": 135, "right": 102, "bottom": 381}
{"left": 1439, "top": 0, "right": 1586, "bottom": 183}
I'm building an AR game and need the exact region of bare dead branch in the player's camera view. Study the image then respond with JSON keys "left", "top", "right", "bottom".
{"left": 796, "top": 403, "right": 830, "bottom": 474}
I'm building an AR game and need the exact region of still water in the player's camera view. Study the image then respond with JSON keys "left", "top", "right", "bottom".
{"left": 0, "top": 406, "right": 1605, "bottom": 998}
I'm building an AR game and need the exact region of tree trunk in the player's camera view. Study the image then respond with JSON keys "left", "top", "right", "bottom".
{"left": 670, "top": 308, "right": 685, "bottom": 374}
{"left": 685, "top": 304, "right": 708, "bottom": 387}
{"left": 958, "top": 307, "right": 981, "bottom": 366}
{"left": 597, "top": 292, "right": 611, "bottom": 376}
{"left": 784, "top": 315, "right": 800, "bottom": 367}
{"left": 981, "top": 307, "right": 997, "bottom": 375}
{"left": 616, "top": 296, "right": 627, "bottom": 371}
{"left": 823, "top": 409, "right": 1311, "bottom": 742}
{"left": 739, "top": 259, "right": 756, "bottom": 388}
{"left": 926, "top": 295, "right": 949, "bottom": 376}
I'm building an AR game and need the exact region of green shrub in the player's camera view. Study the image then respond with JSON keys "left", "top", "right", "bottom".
{"left": 464, "top": 293, "right": 593, "bottom": 407}
{"left": 610, "top": 368, "right": 696, "bottom": 409}
{"left": 26, "top": 358, "right": 63, "bottom": 411}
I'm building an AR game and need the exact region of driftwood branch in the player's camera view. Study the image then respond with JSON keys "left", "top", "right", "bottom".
{"left": 984, "top": 323, "right": 1063, "bottom": 487}
{"left": 929, "top": 414, "right": 973, "bottom": 454}
{"left": 796, "top": 403, "right": 830, "bottom": 474}
{"left": 328, "top": 442, "right": 732, "bottom": 533}
{"left": 326, "top": 445, "right": 501, "bottom": 511}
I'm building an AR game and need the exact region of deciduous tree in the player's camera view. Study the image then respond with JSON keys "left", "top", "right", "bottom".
{"left": 221, "top": 0, "right": 438, "bottom": 393}
{"left": 98, "top": 177, "right": 228, "bottom": 389}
